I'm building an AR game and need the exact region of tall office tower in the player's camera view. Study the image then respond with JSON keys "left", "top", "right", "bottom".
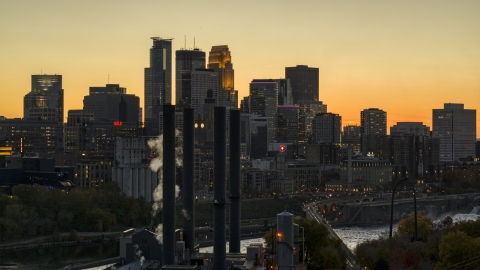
{"left": 298, "top": 101, "right": 327, "bottom": 142}
{"left": 145, "top": 37, "right": 172, "bottom": 136}
{"left": 240, "top": 114, "right": 268, "bottom": 159}
{"left": 31, "top": 74, "right": 64, "bottom": 123}
{"left": 342, "top": 125, "right": 362, "bottom": 153}
{"left": 191, "top": 69, "right": 219, "bottom": 110}
{"left": 285, "top": 65, "right": 319, "bottom": 104}
{"left": 23, "top": 89, "right": 49, "bottom": 118}
{"left": 176, "top": 49, "right": 206, "bottom": 110}
{"left": 275, "top": 79, "right": 293, "bottom": 105}
{"left": 312, "top": 113, "right": 341, "bottom": 144}
{"left": 65, "top": 110, "right": 95, "bottom": 153}
{"left": 360, "top": 108, "right": 387, "bottom": 155}
{"left": 249, "top": 79, "right": 278, "bottom": 144}
{"left": 83, "top": 84, "right": 140, "bottom": 124}
{"left": 390, "top": 122, "right": 430, "bottom": 136}
{"left": 208, "top": 45, "right": 238, "bottom": 108}
{"left": 433, "top": 103, "right": 476, "bottom": 162}
{"left": 276, "top": 105, "right": 299, "bottom": 143}
{"left": 240, "top": 96, "right": 250, "bottom": 113}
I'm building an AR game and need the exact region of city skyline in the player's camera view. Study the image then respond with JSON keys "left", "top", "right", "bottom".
{"left": 1, "top": 1, "right": 479, "bottom": 136}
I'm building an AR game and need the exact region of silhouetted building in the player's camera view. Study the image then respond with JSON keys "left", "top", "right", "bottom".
{"left": 432, "top": 103, "right": 476, "bottom": 162}
{"left": 241, "top": 114, "right": 268, "bottom": 159}
{"left": 0, "top": 118, "right": 63, "bottom": 157}
{"left": 191, "top": 69, "right": 219, "bottom": 110}
{"left": 83, "top": 84, "right": 141, "bottom": 124}
{"left": 298, "top": 100, "right": 327, "bottom": 142}
{"left": 343, "top": 125, "right": 362, "bottom": 153}
{"left": 285, "top": 65, "right": 319, "bottom": 104}
{"left": 312, "top": 113, "right": 341, "bottom": 144}
{"left": 175, "top": 49, "right": 206, "bottom": 110}
{"left": 390, "top": 122, "right": 430, "bottom": 136}
{"left": 23, "top": 89, "right": 48, "bottom": 119}
{"left": 361, "top": 108, "right": 387, "bottom": 155}
{"left": 276, "top": 105, "right": 299, "bottom": 143}
{"left": 276, "top": 79, "right": 293, "bottom": 105}
{"left": 145, "top": 37, "right": 172, "bottom": 136}
{"left": 249, "top": 79, "right": 278, "bottom": 144}
{"left": 31, "top": 74, "right": 64, "bottom": 123}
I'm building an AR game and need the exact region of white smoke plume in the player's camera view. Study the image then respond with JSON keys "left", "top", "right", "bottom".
{"left": 133, "top": 244, "right": 143, "bottom": 262}
{"left": 148, "top": 130, "right": 184, "bottom": 244}
{"left": 182, "top": 209, "right": 190, "bottom": 220}
{"left": 155, "top": 224, "right": 163, "bottom": 244}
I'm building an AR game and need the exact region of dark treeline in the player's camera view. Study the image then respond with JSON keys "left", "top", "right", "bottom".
{"left": 355, "top": 214, "right": 480, "bottom": 270}
{"left": 0, "top": 183, "right": 151, "bottom": 241}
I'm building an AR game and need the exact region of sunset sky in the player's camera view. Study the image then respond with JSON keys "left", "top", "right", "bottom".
{"left": 1, "top": 0, "right": 479, "bottom": 136}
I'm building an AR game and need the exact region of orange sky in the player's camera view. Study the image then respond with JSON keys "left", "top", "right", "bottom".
{"left": 1, "top": 0, "right": 479, "bottom": 137}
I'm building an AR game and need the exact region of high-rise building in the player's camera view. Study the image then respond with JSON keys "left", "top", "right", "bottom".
{"left": 276, "top": 79, "right": 293, "bottom": 105}
{"left": 31, "top": 74, "right": 64, "bottom": 123}
{"left": 83, "top": 84, "right": 140, "bottom": 124}
{"left": 342, "top": 125, "right": 362, "bottom": 153}
{"left": 276, "top": 105, "right": 299, "bottom": 143}
{"left": 298, "top": 101, "right": 327, "bottom": 142}
{"left": 145, "top": 37, "right": 172, "bottom": 136}
{"left": 208, "top": 45, "right": 238, "bottom": 108}
{"left": 312, "top": 113, "right": 341, "bottom": 144}
{"left": 432, "top": 103, "right": 476, "bottom": 162}
{"left": 175, "top": 49, "right": 206, "bottom": 110}
{"left": 249, "top": 79, "right": 278, "bottom": 144}
{"left": 285, "top": 65, "right": 319, "bottom": 104}
{"left": 390, "top": 122, "right": 430, "bottom": 136}
{"left": 191, "top": 69, "right": 219, "bottom": 110}
{"left": 360, "top": 108, "right": 387, "bottom": 155}
{"left": 23, "top": 89, "right": 50, "bottom": 119}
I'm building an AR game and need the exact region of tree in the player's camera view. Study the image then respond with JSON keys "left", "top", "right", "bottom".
{"left": 435, "top": 231, "right": 480, "bottom": 270}
{"left": 396, "top": 213, "right": 433, "bottom": 242}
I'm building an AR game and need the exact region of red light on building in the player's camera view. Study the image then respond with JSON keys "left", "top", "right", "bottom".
{"left": 279, "top": 144, "right": 286, "bottom": 153}
{"left": 114, "top": 121, "right": 123, "bottom": 126}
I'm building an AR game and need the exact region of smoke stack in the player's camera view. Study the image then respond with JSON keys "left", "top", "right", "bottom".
{"left": 213, "top": 107, "right": 226, "bottom": 270}
{"left": 183, "top": 108, "right": 195, "bottom": 255}
{"left": 229, "top": 109, "right": 241, "bottom": 253}
{"left": 163, "top": 104, "right": 176, "bottom": 265}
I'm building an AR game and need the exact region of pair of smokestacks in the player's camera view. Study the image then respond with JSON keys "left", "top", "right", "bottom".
{"left": 162, "top": 105, "right": 241, "bottom": 269}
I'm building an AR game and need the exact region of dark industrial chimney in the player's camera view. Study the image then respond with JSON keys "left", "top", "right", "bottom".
{"left": 163, "top": 104, "right": 176, "bottom": 265}
{"left": 213, "top": 107, "right": 227, "bottom": 269}
{"left": 229, "top": 109, "right": 241, "bottom": 253}
{"left": 183, "top": 108, "right": 195, "bottom": 255}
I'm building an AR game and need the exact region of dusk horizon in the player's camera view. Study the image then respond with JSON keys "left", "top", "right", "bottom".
{"left": 1, "top": 0, "right": 479, "bottom": 136}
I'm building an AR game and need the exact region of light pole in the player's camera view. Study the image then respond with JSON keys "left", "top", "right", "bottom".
{"left": 389, "top": 178, "right": 417, "bottom": 241}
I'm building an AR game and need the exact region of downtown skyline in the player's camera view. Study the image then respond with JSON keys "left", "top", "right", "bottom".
{"left": 1, "top": 0, "right": 479, "bottom": 136}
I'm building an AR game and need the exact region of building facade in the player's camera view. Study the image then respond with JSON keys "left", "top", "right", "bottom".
{"left": 432, "top": 103, "right": 476, "bottom": 162}
{"left": 285, "top": 65, "right": 319, "bottom": 104}
{"left": 31, "top": 74, "right": 64, "bottom": 123}
{"left": 249, "top": 80, "right": 278, "bottom": 145}
{"left": 175, "top": 49, "right": 206, "bottom": 110}
{"left": 145, "top": 37, "right": 172, "bottom": 136}
{"left": 312, "top": 113, "right": 341, "bottom": 144}
{"left": 360, "top": 108, "right": 387, "bottom": 155}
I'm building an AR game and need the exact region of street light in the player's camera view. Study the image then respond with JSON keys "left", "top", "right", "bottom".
{"left": 389, "top": 178, "right": 417, "bottom": 241}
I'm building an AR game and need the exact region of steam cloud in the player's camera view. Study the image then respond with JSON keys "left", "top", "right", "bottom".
{"left": 148, "top": 130, "right": 183, "bottom": 244}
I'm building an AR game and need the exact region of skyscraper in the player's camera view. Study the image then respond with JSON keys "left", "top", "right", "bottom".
{"left": 31, "top": 74, "right": 64, "bottom": 123}
{"left": 191, "top": 69, "right": 219, "bottom": 110}
{"left": 275, "top": 105, "right": 299, "bottom": 143}
{"left": 145, "top": 37, "right": 172, "bottom": 136}
{"left": 312, "top": 113, "right": 342, "bottom": 144}
{"left": 208, "top": 45, "right": 238, "bottom": 108}
{"left": 285, "top": 65, "right": 319, "bottom": 104}
{"left": 175, "top": 48, "right": 206, "bottom": 110}
{"left": 432, "top": 103, "right": 476, "bottom": 162}
{"left": 275, "top": 78, "right": 293, "bottom": 105}
{"left": 360, "top": 108, "right": 387, "bottom": 155}
{"left": 249, "top": 79, "right": 278, "bottom": 144}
